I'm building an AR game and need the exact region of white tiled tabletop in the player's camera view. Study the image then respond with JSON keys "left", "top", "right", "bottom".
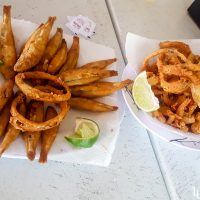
{"left": 107, "top": 0, "right": 200, "bottom": 199}
{"left": 0, "top": 0, "right": 170, "bottom": 200}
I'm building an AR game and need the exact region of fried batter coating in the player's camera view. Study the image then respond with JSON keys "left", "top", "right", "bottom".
{"left": 47, "top": 39, "right": 67, "bottom": 74}
{"left": 0, "top": 79, "right": 14, "bottom": 111}
{"left": 41, "top": 27, "right": 63, "bottom": 63}
{"left": 39, "top": 106, "right": 59, "bottom": 163}
{"left": 14, "top": 16, "right": 56, "bottom": 72}
{"left": 23, "top": 101, "right": 44, "bottom": 160}
{"left": 81, "top": 58, "right": 117, "bottom": 69}
{"left": 69, "top": 97, "right": 118, "bottom": 112}
{"left": 70, "top": 79, "right": 133, "bottom": 98}
{"left": 160, "top": 41, "right": 191, "bottom": 57}
{"left": 0, "top": 96, "right": 26, "bottom": 156}
{"left": 59, "top": 36, "right": 79, "bottom": 73}
{"left": 0, "top": 6, "right": 17, "bottom": 79}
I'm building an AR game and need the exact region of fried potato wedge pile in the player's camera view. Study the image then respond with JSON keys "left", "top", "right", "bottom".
{"left": 141, "top": 41, "right": 200, "bottom": 134}
{"left": 0, "top": 5, "right": 132, "bottom": 163}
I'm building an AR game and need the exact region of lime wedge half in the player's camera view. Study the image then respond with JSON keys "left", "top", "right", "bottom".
{"left": 132, "top": 71, "right": 159, "bottom": 112}
{"left": 65, "top": 117, "right": 100, "bottom": 148}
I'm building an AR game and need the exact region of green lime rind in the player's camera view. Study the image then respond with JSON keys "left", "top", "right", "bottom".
{"left": 65, "top": 117, "right": 100, "bottom": 148}
{"left": 65, "top": 134, "right": 99, "bottom": 148}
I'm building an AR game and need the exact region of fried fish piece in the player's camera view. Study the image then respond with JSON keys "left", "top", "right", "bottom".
{"left": 14, "top": 16, "right": 56, "bottom": 72}
{"left": 59, "top": 36, "right": 79, "bottom": 73}
{"left": 0, "top": 79, "right": 14, "bottom": 111}
{"left": 81, "top": 58, "right": 117, "bottom": 69}
{"left": 69, "top": 97, "right": 118, "bottom": 112}
{"left": 59, "top": 67, "right": 118, "bottom": 86}
{"left": 19, "top": 23, "right": 44, "bottom": 56}
{"left": 39, "top": 106, "right": 59, "bottom": 163}
{"left": 23, "top": 101, "right": 44, "bottom": 160}
{"left": 70, "top": 79, "right": 133, "bottom": 98}
{"left": 0, "top": 6, "right": 17, "bottom": 79}
{"left": 41, "top": 27, "right": 63, "bottom": 63}
{"left": 0, "top": 95, "right": 13, "bottom": 137}
{"left": 0, "top": 96, "right": 26, "bottom": 156}
{"left": 47, "top": 39, "right": 67, "bottom": 74}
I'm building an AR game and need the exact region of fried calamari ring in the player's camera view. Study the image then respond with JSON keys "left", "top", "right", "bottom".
{"left": 141, "top": 48, "right": 189, "bottom": 71}
{"left": 10, "top": 93, "right": 70, "bottom": 132}
{"left": 15, "top": 71, "right": 71, "bottom": 102}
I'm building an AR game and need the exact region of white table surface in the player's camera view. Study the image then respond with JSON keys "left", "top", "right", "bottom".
{"left": 107, "top": 0, "right": 200, "bottom": 199}
{"left": 0, "top": 0, "right": 170, "bottom": 200}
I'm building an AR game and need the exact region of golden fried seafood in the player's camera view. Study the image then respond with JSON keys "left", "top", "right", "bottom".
{"left": 19, "top": 23, "right": 44, "bottom": 56}
{"left": 191, "top": 113, "right": 200, "bottom": 134}
{"left": 34, "top": 85, "right": 64, "bottom": 95}
{"left": 190, "top": 84, "right": 200, "bottom": 107}
{"left": 142, "top": 48, "right": 188, "bottom": 71}
{"left": 47, "top": 39, "right": 67, "bottom": 74}
{"left": 137, "top": 41, "right": 200, "bottom": 134}
{"left": 159, "top": 41, "right": 191, "bottom": 57}
{"left": 0, "top": 96, "right": 26, "bottom": 156}
{"left": 81, "top": 58, "right": 117, "bottom": 69}
{"left": 23, "top": 101, "right": 44, "bottom": 160}
{"left": 59, "top": 36, "right": 79, "bottom": 73}
{"left": 70, "top": 79, "right": 133, "bottom": 98}
{"left": 15, "top": 71, "right": 71, "bottom": 102}
{"left": 39, "top": 106, "right": 59, "bottom": 163}
{"left": 0, "top": 79, "right": 14, "bottom": 111}
{"left": 0, "top": 96, "right": 12, "bottom": 137}
{"left": 10, "top": 93, "right": 70, "bottom": 132}
{"left": 160, "top": 64, "right": 199, "bottom": 84}
{"left": 0, "top": 6, "right": 17, "bottom": 79}
{"left": 14, "top": 16, "right": 56, "bottom": 72}
{"left": 41, "top": 27, "right": 63, "bottom": 63}
{"left": 176, "top": 98, "right": 191, "bottom": 117}
{"left": 69, "top": 97, "right": 118, "bottom": 112}
{"left": 59, "top": 67, "right": 118, "bottom": 86}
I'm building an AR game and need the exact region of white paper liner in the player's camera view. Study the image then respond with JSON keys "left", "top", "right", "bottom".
{"left": 0, "top": 17, "right": 124, "bottom": 166}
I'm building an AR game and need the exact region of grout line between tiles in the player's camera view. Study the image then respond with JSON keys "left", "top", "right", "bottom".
{"left": 148, "top": 134, "right": 177, "bottom": 200}
{"left": 105, "top": 0, "right": 172, "bottom": 199}
{"left": 105, "top": 0, "right": 126, "bottom": 63}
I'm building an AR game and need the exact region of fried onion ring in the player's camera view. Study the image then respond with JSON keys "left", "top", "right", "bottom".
{"left": 10, "top": 92, "right": 70, "bottom": 131}
{"left": 142, "top": 48, "right": 189, "bottom": 71}
{"left": 15, "top": 71, "right": 71, "bottom": 102}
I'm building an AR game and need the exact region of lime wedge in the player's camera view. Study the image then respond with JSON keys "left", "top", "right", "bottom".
{"left": 65, "top": 117, "right": 100, "bottom": 148}
{"left": 132, "top": 71, "right": 159, "bottom": 112}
